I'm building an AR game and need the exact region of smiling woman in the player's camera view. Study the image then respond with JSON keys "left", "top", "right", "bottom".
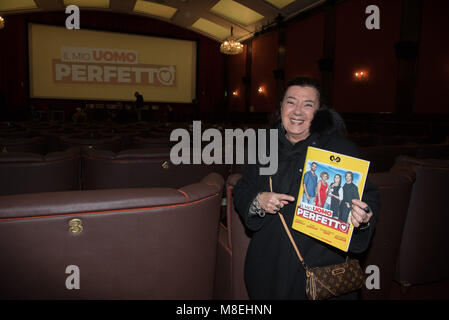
{"left": 232, "top": 76, "right": 380, "bottom": 300}
{"left": 281, "top": 85, "right": 320, "bottom": 143}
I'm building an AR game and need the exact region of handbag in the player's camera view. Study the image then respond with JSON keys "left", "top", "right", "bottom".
{"left": 269, "top": 178, "right": 365, "bottom": 300}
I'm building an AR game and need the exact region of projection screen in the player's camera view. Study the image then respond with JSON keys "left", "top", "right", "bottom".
{"left": 28, "top": 23, "right": 197, "bottom": 103}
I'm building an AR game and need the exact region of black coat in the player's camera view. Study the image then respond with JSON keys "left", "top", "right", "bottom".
{"left": 232, "top": 109, "right": 380, "bottom": 300}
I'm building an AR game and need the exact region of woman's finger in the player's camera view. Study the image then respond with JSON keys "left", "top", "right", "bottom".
{"left": 277, "top": 194, "right": 296, "bottom": 202}
{"left": 351, "top": 199, "right": 370, "bottom": 213}
{"left": 258, "top": 192, "right": 296, "bottom": 214}
{"left": 350, "top": 204, "right": 373, "bottom": 226}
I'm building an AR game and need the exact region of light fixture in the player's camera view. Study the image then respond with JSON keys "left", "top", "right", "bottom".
{"left": 0, "top": 16, "right": 5, "bottom": 29}
{"left": 257, "top": 86, "right": 265, "bottom": 94}
{"left": 220, "top": 26, "right": 243, "bottom": 55}
{"left": 232, "top": 90, "right": 239, "bottom": 96}
{"left": 354, "top": 70, "right": 368, "bottom": 81}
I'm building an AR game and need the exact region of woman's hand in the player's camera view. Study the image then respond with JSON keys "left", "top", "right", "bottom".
{"left": 257, "top": 192, "right": 296, "bottom": 214}
{"left": 349, "top": 199, "right": 373, "bottom": 228}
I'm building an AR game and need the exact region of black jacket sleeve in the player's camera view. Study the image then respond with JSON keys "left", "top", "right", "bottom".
{"left": 232, "top": 164, "right": 267, "bottom": 232}
{"left": 349, "top": 178, "right": 380, "bottom": 253}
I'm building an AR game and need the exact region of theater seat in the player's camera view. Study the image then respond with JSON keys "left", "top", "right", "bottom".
{"left": 60, "top": 134, "right": 121, "bottom": 152}
{"left": 130, "top": 135, "right": 176, "bottom": 149}
{"left": 359, "top": 169, "right": 415, "bottom": 300}
{"left": 392, "top": 156, "right": 449, "bottom": 287}
{"left": 214, "top": 173, "right": 251, "bottom": 300}
{"left": 82, "top": 148, "right": 231, "bottom": 190}
{"left": 0, "top": 173, "right": 224, "bottom": 299}
{"left": 0, "top": 136, "right": 46, "bottom": 154}
{"left": 0, "top": 147, "right": 81, "bottom": 196}
{"left": 38, "top": 127, "right": 86, "bottom": 153}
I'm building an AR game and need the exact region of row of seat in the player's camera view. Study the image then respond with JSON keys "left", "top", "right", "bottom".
{"left": 0, "top": 147, "right": 232, "bottom": 196}
{"left": 1, "top": 153, "right": 447, "bottom": 299}
{"left": 358, "top": 142, "right": 449, "bottom": 172}
{"left": 0, "top": 173, "right": 224, "bottom": 299}
{"left": 0, "top": 121, "right": 251, "bottom": 154}
{"left": 0, "top": 131, "right": 176, "bottom": 154}
{"left": 214, "top": 156, "right": 449, "bottom": 300}
{"left": 3, "top": 139, "right": 449, "bottom": 196}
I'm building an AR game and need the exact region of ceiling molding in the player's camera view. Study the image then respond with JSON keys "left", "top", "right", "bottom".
{"left": 0, "top": 0, "right": 323, "bottom": 42}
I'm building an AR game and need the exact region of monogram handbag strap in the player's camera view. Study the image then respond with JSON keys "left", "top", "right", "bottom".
{"left": 269, "top": 177, "right": 309, "bottom": 271}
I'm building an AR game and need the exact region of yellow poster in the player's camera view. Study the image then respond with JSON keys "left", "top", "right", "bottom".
{"left": 28, "top": 23, "right": 196, "bottom": 102}
{"left": 292, "top": 147, "right": 370, "bottom": 252}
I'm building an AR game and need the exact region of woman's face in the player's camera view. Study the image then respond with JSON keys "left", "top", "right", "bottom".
{"left": 334, "top": 175, "right": 340, "bottom": 184}
{"left": 281, "top": 85, "right": 319, "bottom": 143}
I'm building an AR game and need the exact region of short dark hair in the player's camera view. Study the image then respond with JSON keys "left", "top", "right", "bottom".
{"left": 282, "top": 77, "right": 323, "bottom": 107}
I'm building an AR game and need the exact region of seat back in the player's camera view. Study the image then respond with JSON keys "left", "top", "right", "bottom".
{"left": 60, "top": 134, "right": 121, "bottom": 152}
{"left": 0, "top": 136, "right": 46, "bottom": 154}
{"left": 224, "top": 173, "right": 251, "bottom": 299}
{"left": 0, "top": 173, "right": 224, "bottom": 299}
{"left": 359, "top": 169, "right": 415, "bottom": 299}
{"left": 82, "top": 148, "right": 231, "bottom": 190}
{"left": 0, "top": 147, "right": 81, "bottom": 196}
{"left": 393, "top": 156, "right": 449, "bottom": 286}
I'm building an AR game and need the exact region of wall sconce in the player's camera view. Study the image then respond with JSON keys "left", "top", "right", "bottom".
{"left": 257, "top": 86, "right": 265, "bottom": 94}
{"left": 354, "top": 70, "right": 369, "bottom": 81}
{"left": 232, "top": 90, "right": 239, "bottom": 97}
{"left": 0, "top": 16, "right": 5, "bottom": 30}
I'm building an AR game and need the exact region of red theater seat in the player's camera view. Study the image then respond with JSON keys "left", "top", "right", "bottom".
{"left": 214, "top": 173, "right": 250, "bottom": 300}
{"left": 60, "top": 133, "right": 121, "bottom": 152}
{"left": 0, "top": 173, "right": 224, "bottom": 299}
{"left": 0, "top": 147, "right": 81, "bottom": 196}
{"left": 393, "top": 156, "right": 449, "bottom": 289}
{"left": 359, "top": 169, "right": 415, "bottom": 299}
{"left": 0, "top": 136, "right": 46, "bottom": 154}
{"left": 82, "top": 148, "right": 231, "bottom": 190}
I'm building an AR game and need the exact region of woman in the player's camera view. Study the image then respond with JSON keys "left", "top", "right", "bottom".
{"left": 232, "top": 77, "right": 379, "bottom": 299}
{"left": 315, "top": 171, "right": 329, "bottom": 208}
{"left": 327, "top": 174, "right": 343, "bottom": 218}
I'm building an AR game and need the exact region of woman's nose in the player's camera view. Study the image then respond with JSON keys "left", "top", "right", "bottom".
{"left": 292, "top": 104, "right": 303, "bottom": 115}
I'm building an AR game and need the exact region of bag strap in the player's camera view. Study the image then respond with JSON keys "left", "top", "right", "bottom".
{"left": 269, "top": 177, "right": 309, "bottom": 272}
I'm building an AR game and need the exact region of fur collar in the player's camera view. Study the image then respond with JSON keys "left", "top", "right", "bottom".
{"left": 310, "top": 108, "right": 347, "bottom": 136}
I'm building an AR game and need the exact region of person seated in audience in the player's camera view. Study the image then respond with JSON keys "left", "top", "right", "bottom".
{"left": 72, "top": 107, "right": 87, "bottom": 123}
{"left": 232, "top": 76, "right": 380, "bottom": 300}
{"left": 134, "top": 91, "right": 144, "bottom": 122}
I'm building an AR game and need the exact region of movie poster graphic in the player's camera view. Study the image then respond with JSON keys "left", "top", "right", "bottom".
{"left": 292, "top": 147, "right": 370, "bottom": 252}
